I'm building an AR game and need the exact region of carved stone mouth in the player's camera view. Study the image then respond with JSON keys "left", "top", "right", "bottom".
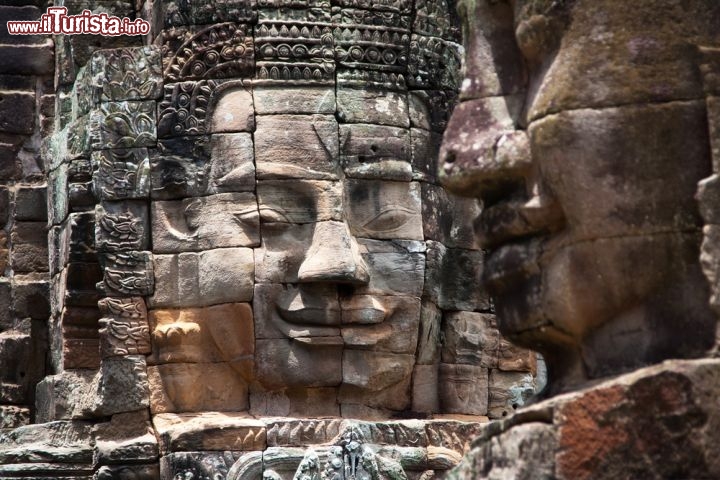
{"left": 477, "top": 195, "right": 564, "bottom": 250}
{"left": 275, "top": 289, "right": 341, "bottom": 326}
{"left": 483, "top": 238, "right": 543, "bottom": 295}
{"left": 274, "top": 290, "right": 389, "bottom": 342}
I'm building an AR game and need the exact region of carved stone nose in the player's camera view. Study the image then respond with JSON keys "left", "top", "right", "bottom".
{"left": 439, "top": 96, "right": 530, "bottom": 201}
{"left": 297, "top": 221, "right": 370, "bottom": 284}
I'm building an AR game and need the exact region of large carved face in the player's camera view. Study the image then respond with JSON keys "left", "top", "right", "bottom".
{"left": 140, "top": 0, "right": 533, "bottom": 419}
{"left": 440, "top": 0, "right": 720, "bottom": 392}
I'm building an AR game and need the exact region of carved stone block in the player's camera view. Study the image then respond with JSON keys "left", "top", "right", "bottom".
{"left": 150, "top": 137, "right": 210, "bottom": 200}
{"left": 257, "top": 180, "right": 343, "bottom": 223}
{"left": 0, "top": 91, "right": 34, "bottom": 135}
{"left": 10, "top": 222, "right": 49, "bottom": 273}
{"left": 341, "top": 295, "right": 420, "bottom": 354}
{"left": 15, "top": 185, "right": 47, "bottom": 221}
{"left": 345, "top": 179, "right": 422, "bottom": 240}
{"left": 92, "top": 149, "right": 151, "bottom": 200}
{"left": 254, "top": 338, "right": 342, "bottom": 390}
{"left": 148, "top": 303, "right": 254, "bottom": 364}
{"left": 97, "top": 297, "right": 149, "bottom": 358}
{"left": 424, "top": 241, "right": 490, "bottom": 311}
{"left": 150, "top": 249, "right": 254, "bottom": 308}
{"left": 254, "top": 114, "right": 339, "bottom": 180}
{"left": 339, "top": 350, "right": 414, "bottom": 412}
{"left": 91, "top": 101, "right": 157, "bottom": 150}
{"left": 152, "top": 193, "right": 260, "bottom": 253}
{"left": 36, "top": 356, "right": 149, "bottom": 420}
{"left": 207, "top": 84, "right": 255, "bottom": 134}
{"left": 93, "top": 410, "right": 158, "bottom": 466}
{"left": 12, "top": 277, "right": 50, "bottom": 320}
{"left": 442, "top": 312, "right": 499, "bottom": 369}
{"left": 337, "top": 88, "right": 409, "bottom": 127}
{"left": 95, "top": 201, "right": 150, "bottom": 253}
{"left": 148, "top": 362, "right": 250, "bottom": 414}
{"left": 100, "top": 251, "right": 155, "bottom": 297}
{"left": 253, "top": 85, "right": 336, "bottom": 114}
{"left": 98, "top": 296, "right": 148, "bottom": 319}
{"left": 0, "top": 420, "right": 94, "bottom": 466}
{"left": 339, "top": 124, "right": 411, "bottom": 180}
{"left": 94, "top": 355, "right": 151, "bottom": 416}
{"left": 438, "top": 364, "right": 488, "bottom": 416}
{"left": 90, "top": 46, "right": 163, "bottom": 102}
{"left": 356, "top": 238, "right": 425, "bottom": 296}
{"left": 207, "top": 133, "right": 255, "bottom": 193}
{"left": 153, "top": 413, "right": 266, "bottom": 454}
{"left": 99, "top": 316, "right": 152, "bottom": 359}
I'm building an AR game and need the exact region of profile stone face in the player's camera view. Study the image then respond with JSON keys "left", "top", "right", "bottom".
{"left": 440, "top": 0, "right": 720, "bottom": 395}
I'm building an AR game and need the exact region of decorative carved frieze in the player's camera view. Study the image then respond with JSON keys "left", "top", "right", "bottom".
{"left": 255, "top": 8, "right": 335, "bottom": 84}
{"left": 98, "top": 296, "right": 151, "bottom": 358}
{"left": 160, "top": 24, "right": 254, "bottom": 82}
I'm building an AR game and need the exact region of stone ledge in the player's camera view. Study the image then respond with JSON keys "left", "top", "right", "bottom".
{"left": 449, "top": 358, "right": 720, "bottom": 480}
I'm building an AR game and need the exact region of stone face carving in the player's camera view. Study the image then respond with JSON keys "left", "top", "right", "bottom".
{"left": 440, "top": 0, "right": 720, "bottom": 395}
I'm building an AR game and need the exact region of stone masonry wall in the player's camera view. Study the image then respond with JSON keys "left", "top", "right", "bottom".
{"left": 0, "top": 0, "right": 54, "bottom": 436}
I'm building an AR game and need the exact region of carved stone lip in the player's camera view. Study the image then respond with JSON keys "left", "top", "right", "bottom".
{"left": 483, "top": 237, "right": 543, "bottom": 295}
{"left": 275, "top": 291, "right": 388, "bottom": 336}
{"left": 276, "top": 303, "right": 342, "bottom": 326}
{"left": 340, "top": 307, "right": 386, "bottom": 325}
{"left": 477, "top": 196, "right": 564, "bottom": 250}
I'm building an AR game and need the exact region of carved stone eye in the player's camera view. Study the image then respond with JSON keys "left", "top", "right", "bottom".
{"left": 362, "top": 207, "right": 414, "bottom": 233}
{"left": 259, "top": 207, "right": 291, "bottom": 224}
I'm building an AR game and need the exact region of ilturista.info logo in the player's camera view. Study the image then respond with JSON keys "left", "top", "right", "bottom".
{"left": 7, "top": 7, "right": 150, "bottom": 36}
